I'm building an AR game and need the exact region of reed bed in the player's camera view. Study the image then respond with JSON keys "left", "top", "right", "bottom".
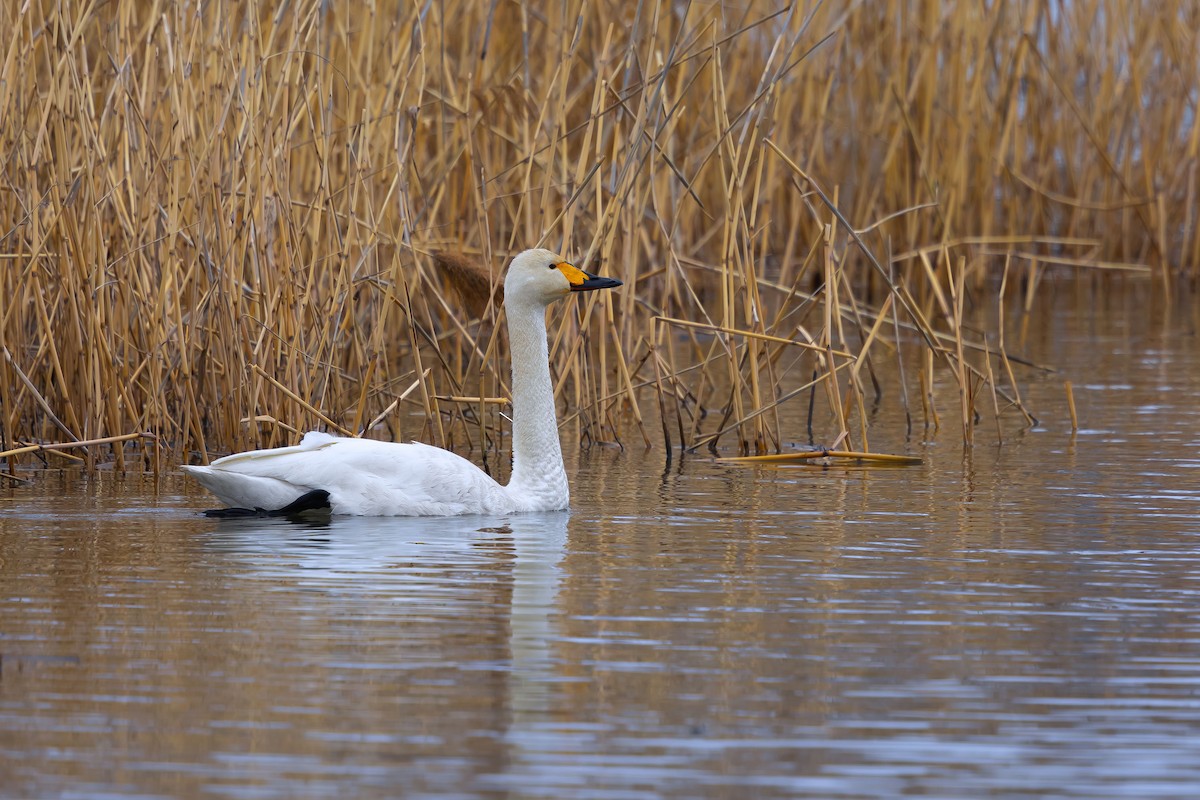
{"left": 1, "top": 0, "right": 1195, "bottom": 474}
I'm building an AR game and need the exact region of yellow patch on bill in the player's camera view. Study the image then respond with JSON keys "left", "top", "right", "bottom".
{"left": 556, "top": 261, "right": 588, "bottom": 286}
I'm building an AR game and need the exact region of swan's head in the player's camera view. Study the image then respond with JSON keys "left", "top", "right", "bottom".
{"left": 504, "top": 248, "right": 622, "bottom": 306}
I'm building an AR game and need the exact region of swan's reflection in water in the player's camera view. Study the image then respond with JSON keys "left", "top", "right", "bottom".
{"left": 506, "top": 513, "right": 568, "bottom": 719}
{"left": 202, "top": 510, "right": 570, "bottom": 778}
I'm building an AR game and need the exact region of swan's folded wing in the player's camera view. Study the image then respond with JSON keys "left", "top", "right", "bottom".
{"left": 190, "top": 434, "right": 508, "bottom": 516}
{"left": 207, "top": 430, "right": 340, "bottom": 468}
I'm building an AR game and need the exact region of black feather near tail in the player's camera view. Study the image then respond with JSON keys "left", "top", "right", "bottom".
{"left": 203, "top": 489, "right": 332, "bottom": 519}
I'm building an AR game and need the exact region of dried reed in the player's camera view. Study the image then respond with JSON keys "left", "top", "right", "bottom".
{"left": 1, "top": 0, "right": 1192, "bottom": 473}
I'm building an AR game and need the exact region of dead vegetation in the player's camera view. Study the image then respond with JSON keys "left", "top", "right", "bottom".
{"left": 1, "top": 0, "right": 1194, "bottom": 473}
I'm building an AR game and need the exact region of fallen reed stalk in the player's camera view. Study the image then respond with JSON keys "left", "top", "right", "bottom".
{"left": 1, "top": 0, "right": 1192, "bottom": 470}
{"left": 0, "top": 433, "right": 156, "bottom": 462}
{"left": 717, "top": 450, "right": 923, "bottom": 466}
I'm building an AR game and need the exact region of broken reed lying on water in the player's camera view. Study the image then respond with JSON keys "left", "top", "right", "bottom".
{"left": 1, "top": 0, "right": 1174, "bottom": 466}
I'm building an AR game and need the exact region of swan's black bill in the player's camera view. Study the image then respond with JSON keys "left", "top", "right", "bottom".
{"left": 571, "top": 270, "right": 623, "bottom": 291}
{"left": 204, "top": 489, "right": 332, "bottom": 519}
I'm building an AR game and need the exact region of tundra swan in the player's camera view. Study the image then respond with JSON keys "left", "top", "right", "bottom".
{"left": 181, "top": 248, "right": 621, "bottom": 516}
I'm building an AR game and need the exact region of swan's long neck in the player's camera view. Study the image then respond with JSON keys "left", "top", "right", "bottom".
{"left": 504, "top": 297, "right": 569, "bottom": 510}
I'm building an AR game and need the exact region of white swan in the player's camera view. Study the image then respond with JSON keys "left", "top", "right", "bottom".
{"left": 181, "top": 248, "right": 622, "bottom": 516}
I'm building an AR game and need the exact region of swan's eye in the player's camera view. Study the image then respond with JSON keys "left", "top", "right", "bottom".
{"left": 548, "top": 263, "right": 556, "bottom": 270}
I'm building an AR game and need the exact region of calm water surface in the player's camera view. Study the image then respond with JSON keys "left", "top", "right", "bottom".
{"left": 2, "top": 287, "right": 1199, "bottom": 799}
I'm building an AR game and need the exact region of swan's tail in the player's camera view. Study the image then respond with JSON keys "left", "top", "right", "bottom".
{"left": 181, "top": 464, "right": 313, "bottom": 512}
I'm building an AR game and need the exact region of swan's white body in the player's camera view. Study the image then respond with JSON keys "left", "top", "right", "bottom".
{"left": 181, "top": 249, "right": 621, "bottom": 516}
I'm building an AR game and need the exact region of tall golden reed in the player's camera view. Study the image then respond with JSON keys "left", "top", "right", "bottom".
{"left": 0, "top": 0, "right": 1194, "bottom": 471}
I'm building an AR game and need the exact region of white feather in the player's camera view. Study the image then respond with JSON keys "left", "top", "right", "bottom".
{"left": 181, "top": 249, "right": 620, "bottom": 516}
